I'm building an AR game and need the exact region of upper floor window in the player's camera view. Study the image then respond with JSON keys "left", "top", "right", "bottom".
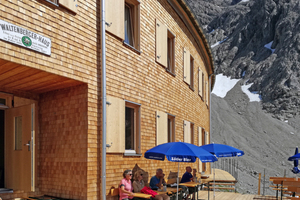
{"left": 183, "top": 48, "right": 194, "bottom": 89}
{"left": 167, "top": 31, "right": 175, "bottom": 74}
{"left": 198, "top": 68, "right": 204, "bottom": 99}
{"left": 156, "top": 19, "right": 176, "bottom": 75}
{"left": 106, "top": 0, "right": 140, "bottom": 51}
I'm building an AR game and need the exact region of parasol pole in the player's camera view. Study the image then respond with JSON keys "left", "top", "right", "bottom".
{"left": 177, "top": 162, "right": 179, "bottom": 200}
{"left": 213, "top": 162, "right": 215, "bottom": 200}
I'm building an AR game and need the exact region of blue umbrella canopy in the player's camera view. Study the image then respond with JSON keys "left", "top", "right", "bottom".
{"left": 199, "top": 143, "right": 244, "bottom": 158}
{"left": 288, "top": 148, "right": 300, "bottom": 174}
{"left": 144, "top": 142, "right": 218, "bottom": 163}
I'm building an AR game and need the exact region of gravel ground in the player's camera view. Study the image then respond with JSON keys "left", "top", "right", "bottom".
{"left": 211, "top": 80, "right": 300, "bottom": 195}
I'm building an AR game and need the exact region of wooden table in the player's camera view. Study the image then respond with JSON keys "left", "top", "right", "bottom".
{"left": 179, "top": 182, "right": 201, "bottom": 200}
{"left": 269, "top": 177, "right": 298, "bottom": 200}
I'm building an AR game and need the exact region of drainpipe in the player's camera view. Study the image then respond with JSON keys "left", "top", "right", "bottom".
{"left": 101, "top": 0, "right": 107, "bottom": 200}
{"left": 209, "top": 74, "right": 213, "bottom": 174}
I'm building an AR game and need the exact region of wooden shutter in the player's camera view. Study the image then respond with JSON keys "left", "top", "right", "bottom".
{"left": 156, "top": 111, "right": 168, "bottom": 145}
{"left": 59, "top": 0, "right": 78, "bottom": 13}
{"left": 106, "top": 96, "right": 125, "bottom": 153}
{"left": 206, "top": 132, "right": 209, "bottom": 145}
{"left": 183, "top": 120, "right": 191, "bottom": 143}
{"left": 156, "top": 19, "right": 168, "bottom": 67}
{"left": 105, "top": 0, "right": 125, "bottom": 40}
{"left": 198, "top": 68, "right": 203, "bottom": 97}
{"left": 183, "top": 48, "right": 190, "bottom": 85}
{"left": 198, "top": 127, "right": 203, "bottom": 172}
{"left": 206, "top": 79, "right": 209, "bottom": 105}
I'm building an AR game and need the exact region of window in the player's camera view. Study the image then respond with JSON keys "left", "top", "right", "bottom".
{"left": 167, "top": 31, "right": 175, "bottom": 74}
{"left": 190, "top": 56, "right": 194, "bottom": 89}
{"left": 156, "top": 111, "right": 175, "bottom": 145}
{"left": 44, "top": 0, "right": 77, "bottom": 13}
{"left": 198, "top": 68, "right": 204, "bottom": 98}
{"left": 105, "top": 0, "right": 140, "bottom": 50}
{"left": 125, "top": 102, "right": 140, "bottom": 153}
{"left": 156, "top": 19, "right": 175, "bottom": 73}
{"left": 205, "top": 80, "right": 209, "bottom": 106}
{"left": 167, "top": 114, "right": 175, "bottom": 143}
{"left": 106, "top": 96, "right": 141, "bottom": 154}
{"left": 190, "top": 123, "right": 194, "bottom": 144}
{"left": 125, "top": 4, "right": 134, "bottom": 47}
{"left": 183, "top": 48, "right": 194, "bottom": 88}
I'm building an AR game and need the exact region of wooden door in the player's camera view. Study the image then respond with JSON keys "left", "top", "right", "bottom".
{"left": 5, "top": 104, "right": 35, "bottom": 191}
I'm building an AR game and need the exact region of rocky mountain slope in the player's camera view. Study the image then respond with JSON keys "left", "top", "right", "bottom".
{"left": 211, "top": 81, "right": 300, "bottom": 194}
{"left": 186, "top": 0, "right": 300, "bottom": 195}
{"left": 187, "top": 0, "right": 300, "bottom": 120}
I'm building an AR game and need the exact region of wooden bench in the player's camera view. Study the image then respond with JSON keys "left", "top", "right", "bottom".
{"left": 203, "top": 181, "right": 236, "bottom": 192}
{"left": 109, "top": 187, "right": 152, "bottom": 199}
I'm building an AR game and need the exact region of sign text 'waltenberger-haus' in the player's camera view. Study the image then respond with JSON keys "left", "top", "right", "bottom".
{"left": 0, "top": 19, "right": 51, "bottom": 55}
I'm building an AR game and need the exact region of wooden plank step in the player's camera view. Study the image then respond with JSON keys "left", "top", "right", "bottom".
{"left": 204, "top": 186, "right": 235, "bottom": 190}
{"left": 209, "top": 182, "right": 235, "bottom": 186}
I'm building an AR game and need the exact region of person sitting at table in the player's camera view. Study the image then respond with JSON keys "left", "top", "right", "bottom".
{"left": 149, "top": 169, "right": 170, "bottom": 200}
{"left": 119, "top": 169, "right": 135, "bottom": 200}
{"left": 180, "top": 166, "right": 196, "bottom": 200}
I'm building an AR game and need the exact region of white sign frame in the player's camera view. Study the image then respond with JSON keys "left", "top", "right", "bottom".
{"left": 0, "top": 19, "right": 51, "bottom": 56}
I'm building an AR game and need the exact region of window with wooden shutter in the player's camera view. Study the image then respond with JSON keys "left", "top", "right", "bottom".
{"left": 206, "top": 79, "right": 209, "bottom": 106}
{"left": 59, "top": 0, "right": 78, "bottom": 13}
{"left": 156, "top": 19, "right": 168, "bottom": 67}
{"left": 105, "top": 0, "right": 125, "bottom": 40}
{"left": 106, "top": 96, "right": 125, "bottom": 153}
{"left": 156, "top": 111, "right": 168, "bottom": 145}
{"left": 168, "top": 114, "right": 175, "bottom": 143}
{"left": 183, "top": 48, "right": 190, "bottom": 85}
{"left": 190, "top": 123, "right": 194, "bottom": 144}
{"left": 183, "top": 120, "right": 191, "bottom": 143}
{"left": 167, "top": 31, "right": 175, "bottom": 74}
{"left": 198, "top": 68, "right": 203, "bottom": 98}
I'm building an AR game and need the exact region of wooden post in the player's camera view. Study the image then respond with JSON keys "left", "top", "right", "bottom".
{"left": 258, "top": 173, "right": 261, "bottom": 195}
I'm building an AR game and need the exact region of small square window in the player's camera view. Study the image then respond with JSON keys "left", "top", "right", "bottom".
{"left": 167, "top": 31, "right": 175, "bottom": 74}
{"left": 125, "top": 102, "right": 140, "bottom": 153}
{"left": 167, "top": 114, "right": 175, "bottom": 143}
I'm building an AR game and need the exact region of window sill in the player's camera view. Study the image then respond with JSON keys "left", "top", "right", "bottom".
{"left": 189, "top": 86, "right": 195, "bottom": 91}
{"left": 124, "top": 153, "right": 142, "bottom": 157}
{"left": 42, "top": 0, "right": 59, "bottom": 7}
{"left": 166, "top": 69, "right": 176, "bottom": 77}
{"left": 198, "top": 95, "right": 204, "bottom": 102}
{"left": 123, "top": 42, "right": 142, "bottom": 55}
{"left": 0, "top": 188, "right": 13, "bottom": 193}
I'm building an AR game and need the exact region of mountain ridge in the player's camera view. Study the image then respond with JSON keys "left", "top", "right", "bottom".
{"left": 187, "top": 0, "right": 300, "bottom": 120}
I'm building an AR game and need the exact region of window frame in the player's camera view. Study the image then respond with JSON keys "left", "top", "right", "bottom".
{"left": 125, "top": 101, "right": 141, "bottom": 155}
{"left": 167, "top": 114, "right": 175, "bottom": 143}
{"left": 123, "top": 0, "right": 140, "bottom": 51}
{"left": 189, "top": 55, "right": 194, "bottom": 90}
{"left": 167, "top": 30, "right": 176, "bottom": 75}
{"left": 190, "top": 122, "right": 194, "bottom": 145}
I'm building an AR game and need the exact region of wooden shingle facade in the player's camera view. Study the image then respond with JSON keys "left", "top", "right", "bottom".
{"left": 0, "top": 0, "right": 214, "bottom": 199}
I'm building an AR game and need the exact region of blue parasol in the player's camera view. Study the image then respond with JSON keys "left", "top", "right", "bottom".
{"left": 145, "top": 142, "right": 217, "bottom": 200}
{"left": 199, "top": 143, "right": 244, "bottom": 200}
{"left": 288, "top": 147, "right": 300, "bottom": 174}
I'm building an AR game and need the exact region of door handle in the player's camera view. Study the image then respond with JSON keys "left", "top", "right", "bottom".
{"left": 25, "top": 140, "right": 30, "bottom": 151}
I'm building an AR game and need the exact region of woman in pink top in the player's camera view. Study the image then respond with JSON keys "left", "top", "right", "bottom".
{"left": 119, "top": 169, "right": 135, "bottom": 200}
